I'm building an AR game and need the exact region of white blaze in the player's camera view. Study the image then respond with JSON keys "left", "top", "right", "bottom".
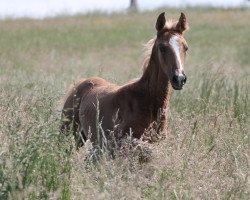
{"left": 169, "top": 36, "right": 183, "bottom": 72}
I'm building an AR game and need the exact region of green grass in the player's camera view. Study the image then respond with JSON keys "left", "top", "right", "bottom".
{"left": 0, "top": 9, "right": 249, "bottom": 199}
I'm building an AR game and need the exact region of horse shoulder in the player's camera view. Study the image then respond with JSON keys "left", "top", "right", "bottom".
{"left": 112, "top": 85, "right": 151, "bottom": 136}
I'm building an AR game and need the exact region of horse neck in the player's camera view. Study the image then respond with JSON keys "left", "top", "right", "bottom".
{"left": 138, "top": 45, "right": 171, "bottom": 113}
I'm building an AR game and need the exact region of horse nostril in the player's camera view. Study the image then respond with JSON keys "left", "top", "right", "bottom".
{"left": 173, "top": 75, "right": 178, "bottom": 84}
{"left": 183, "top": 75, "right": 187, "bottom": 85}
{"left": 180, "top": 76, "right": 185, "bottom": 85}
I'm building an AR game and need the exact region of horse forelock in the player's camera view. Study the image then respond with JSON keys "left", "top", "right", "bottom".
{"left": 164, "top": 20, "right": 176, "bottom": 30}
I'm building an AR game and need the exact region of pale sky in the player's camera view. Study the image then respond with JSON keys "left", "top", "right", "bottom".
{"left": 0, "top": 0, "right": 248, "bottom": 19}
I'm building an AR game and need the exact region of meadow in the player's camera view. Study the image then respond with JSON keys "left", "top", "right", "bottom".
{"left": 0, "top": 8, "right": 249, "bottom": 199}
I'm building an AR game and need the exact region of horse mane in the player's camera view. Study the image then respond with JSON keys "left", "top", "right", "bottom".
{"left": 142, "top": 36, "right": 156, "bottom": 72}
{"left": 142, "top": 20, "right": 176, "bottom": 72}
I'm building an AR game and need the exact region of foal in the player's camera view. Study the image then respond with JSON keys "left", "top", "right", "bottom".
{"left": 61, "top": 12, "right": 189, "bottom": 148}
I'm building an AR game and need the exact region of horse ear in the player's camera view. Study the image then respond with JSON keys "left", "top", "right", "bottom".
{"left": 155, "top": 12, "right": 166, "bottom": 32}
{"left": 176, "top": 12, "right": 188, "bottom": 34}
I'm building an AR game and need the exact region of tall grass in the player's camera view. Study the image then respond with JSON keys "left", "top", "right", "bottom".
{"left": 0, "top": 9, "right": 249, "bottom": 199}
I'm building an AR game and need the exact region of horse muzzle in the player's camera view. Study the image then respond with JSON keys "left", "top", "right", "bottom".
{"left": 171, "top": 73, "right": 187, "bottom": 90}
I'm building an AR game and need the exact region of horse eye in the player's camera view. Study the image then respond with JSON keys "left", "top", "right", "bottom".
{"left": 185, "top": 46, "right": 188, "bottom": 52}
{"left": 159, "top": 45, "right": 168, "bottom": 53}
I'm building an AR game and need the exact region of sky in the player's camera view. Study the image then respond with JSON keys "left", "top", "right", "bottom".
{"left": 0, "top": 0, "right": 249, "bottom": 19}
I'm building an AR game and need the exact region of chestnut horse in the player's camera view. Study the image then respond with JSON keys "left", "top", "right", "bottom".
{"left": 60, "top": 12, "right": 189, "bottom": 148}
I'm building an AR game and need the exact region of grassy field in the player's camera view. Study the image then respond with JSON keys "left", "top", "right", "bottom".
{"left": 0, "top": 8, "right": 249, "bottom": 199}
